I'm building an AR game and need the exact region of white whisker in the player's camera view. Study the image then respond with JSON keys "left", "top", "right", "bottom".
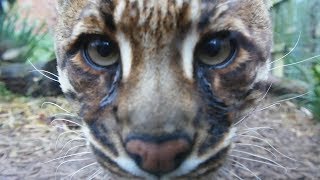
{"left": 221, "top": 167, "right": 243, "bottom": 180}
{"left": 270, "top": 32, "right": 301, "bottom": 64}
{"left": 44, "top": 152, "right": 92, "bottom": 164}
{"left": 229, "top": 155, "right": 287, "bottom": 172}
{"left": 28, "top": 60, "right": 59, "bottom": 82}
{"left": 87, "top": 168, "right": 103, "bottom": 180}
{"left": 55, "top": 131, "right": 84, "bottom": 150}
{"left": 270, "top": 54, "right": 320, "bottom": 70}
{"left": 62, "top": 145, "right": 87, "bottom": 163}
{"left": 228, "top": 158, "right": 261, "bottom": 180}
{"left": 234, "top": 143, "right": 278, "bottom": 159}
{"left": 55, "top": 158, "right": 93, "bottom": 180}
{"left": 30, "top": 69, "right": 59, "bottom": 78}
{"left": 68, "top": 162, "right": 98, "bottom": 180}
{"left": 231, "top": 149, "right": 286, "bottom": 171}
{"left": 238, "top": 134, "right": 296, "bottom": 161}
{"left": 58, "top": 138, "right": 87, "bottom": 154}
{"left": 258, "top": 103, "right": 281, "bottom": 112}
{"left": 41, "top": 102, "right": 73, "bottom": 114}
{"left": 233, "top": 83, "right": 273, "bottom": 127}
{"left": 51, "top": 118, "right": 84, "bottom": 128}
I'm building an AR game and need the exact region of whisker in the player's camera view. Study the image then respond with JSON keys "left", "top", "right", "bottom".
{"left": 62, "top": 145, "right": 87, "bottom": 162}
{"left": 238, "top": 134, "right": 296, "bottom": 162}
{"left": 270, "top": 32, "right": 301, "bottom": 64}
{"left": 68, "top": 162, "right": 98, "bottom": 180}
{"left": 55, "top": 131, "right": 84, "bottom": 150}
{"left": 229, "top": 155, "right": 287, "bottom": 172}
{"left": 28, "top": 60, "right": 59, "bottom": 82}
{"left": 263, "top": 91, "right": 311, "bottom": 106}
{"left": 270, "top": 54, "right": 320, "bottom": 70}
{"left": 87, "top": 168, "right": 103, "bottom": 180}
{"left": 234, "top": 143, "right": 278, "bottom": 159}
{"left": 258, "top": 103, "right": 281, "bottom": 112}
{"left": 237, "top": 126, "right": 273, "bottom": 136}
{"left": 51, "top": 118, "right": 84, "bottom": 128}
{"left": 228, "top": 158, "right": 261, "bottom": 180}
{"left": 58, "top": 138, "right": 87, "bottom": 154}
{"left": 44, "top": 152, "right": 92, "bottom": 164}
{"left": 231, "top": 149, "right": 286, "bottom": 171}
{"left": 41, "top": 102, "right": 73, "bottom": 114}
{"left": 51, "top": 113, "right": 79, "bottom": 118}
{"left": 221, "top": 167, "right": 243, "bottom": 180}
{"left": 55, "top": 158, "right": 93, "bottom": 180}
{"left": 233, "top": 83, "right": 273, "bottom": 127}
{"left": 30, "top": 69, "right": 59, "bottom": 79}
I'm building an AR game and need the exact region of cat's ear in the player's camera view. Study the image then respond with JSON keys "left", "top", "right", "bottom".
{"left": 263, "top": 0, "right": 272, "bottom": 9}
{"left": 55, "top": 0, "right": 72, "bottom": 14}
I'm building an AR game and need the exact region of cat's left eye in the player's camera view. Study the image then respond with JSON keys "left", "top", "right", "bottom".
{"left": 195, "top": 32, "right": 238, "bottom": 69}
{"left": 82, "top": 38, "right": 119, "bottom": 68}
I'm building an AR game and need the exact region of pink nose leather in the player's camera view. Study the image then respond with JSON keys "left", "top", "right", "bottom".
{"left": 126, "top": 139, "right": 191, "bottom": 174}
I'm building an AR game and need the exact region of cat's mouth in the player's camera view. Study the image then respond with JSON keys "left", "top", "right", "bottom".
{"left": 84, "top": 124, "right": 235, "bottom": 179}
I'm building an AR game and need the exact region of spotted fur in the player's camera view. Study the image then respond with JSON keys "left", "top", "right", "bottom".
{"left": 54, "top": 0, "right": 272, "bottom": 179}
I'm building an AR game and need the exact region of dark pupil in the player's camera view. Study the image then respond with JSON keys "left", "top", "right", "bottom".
{"left": 203, "top": 39, "right": 221, "bottom": 57}
{"left": 93, "top": 40, "right": 113, "bottom": 57}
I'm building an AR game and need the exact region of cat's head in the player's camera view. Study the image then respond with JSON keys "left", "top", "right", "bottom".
{"left": 55, "top": 0, "right": 272, "bottom": 178}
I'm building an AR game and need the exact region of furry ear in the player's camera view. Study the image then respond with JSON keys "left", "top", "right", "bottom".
{"left": 55, "top": 0, "right": 65, "bottom": 14}
{"left": 263, "top": 0, "right": 272, "bottom": 9}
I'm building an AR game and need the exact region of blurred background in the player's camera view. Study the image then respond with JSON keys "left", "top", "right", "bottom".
{"left": 0, "top": 0, "right": 319, "bottom": 179}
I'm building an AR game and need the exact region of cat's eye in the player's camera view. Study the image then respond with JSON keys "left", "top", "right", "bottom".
{"left": 83, "top": 38, "right": 119, "bottom": 68}
{"left": 195, "top": 32, "right": 237, "bottom": 68}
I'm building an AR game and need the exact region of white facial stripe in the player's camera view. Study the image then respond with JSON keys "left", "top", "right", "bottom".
{"left": 190, "top": 0, "right": 201, "bottom": 21}
{"left": 164, "top": 127, "right": 237, "bottom": 178}
{"left": 57, "top": 68, "right": 76, "bottom": 93}
{"left": 114, "top": 0, "right": 126, "bottom": 23}
{"left": 181, "top": 30, "right": 199, "bottom": 80}
{"left": 116, "top": 32, "right": 133, "bottom": 80}
{"left": 115, "top": 157, "right": 157, "bottom": 179}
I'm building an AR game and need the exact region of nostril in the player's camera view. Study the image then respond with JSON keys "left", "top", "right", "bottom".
{"left": 125, "top": 137, "right": 191, "bottom": 175}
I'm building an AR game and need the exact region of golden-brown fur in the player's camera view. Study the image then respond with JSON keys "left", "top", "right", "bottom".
{"left": 55, "top": 0, "right": 272, "bottom": 179}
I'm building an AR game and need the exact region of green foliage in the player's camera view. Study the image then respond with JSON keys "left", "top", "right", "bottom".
{"left": 0, "top": 6, "right": 54, "bottom": 63}
{"left": 0, "top": 82, "right": 14, "bottom": 97}
{"left": 307, "top": 64, "right": 320, "bottom": 120}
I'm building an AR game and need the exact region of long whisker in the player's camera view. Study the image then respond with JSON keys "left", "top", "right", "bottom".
{"left": 55, "top": 158, "right": 93, "bottom": 180}
{"left": 228, "top": 158, "right": 261, "bottom": 180}
{"left": 44, "top": 152, "right": 92, "bottom": 164}
{"left": 28, "top": 60, "right": 59, "bottom": 82}
{"left": 231, "top": 149, "right": 286, "bottom": 171}
{"left": 270, "top": 54, "right": 320, "bottom": 70}
{"left": 29, "top": 69, "right": 59, "bottom": 79}
{"left": 51, "top": 118, "right": 84, "bottom": 128}
{"left": 55, "top": 131, "right": 84, "bottom": 150}
{"left": 68, "top": 162, "right": 98, "bottom": 180}
{"left": 62, "top": 145, "right": 87, "bottom": 162}
{"left": 270, "top": 32, "right": 301, "bottom": 64}
{"left": 237, "top": 127, "right": 273, "bottom": 136}
{"left": 58, "top": 138, "right": 87, "bottom": 154}
{"left": 238, "top": 134, "right": 296, "bottom": 161}
{"left": 229, "top": 155, "right": 287, "bottom": 172}
{"left": 233, "top": 83, "right": 273, "bottom": 127}
{"left": 233, "top": 143, "right": 278, "bottom": 159}
{"left": 221, "top": 167, "right": 243, "bottom": 180}
{"left": 41, "top": 102, "right": 73, "bottom": 114}
{"left": 87, "top": 168, "right": 103, "bottom": 180}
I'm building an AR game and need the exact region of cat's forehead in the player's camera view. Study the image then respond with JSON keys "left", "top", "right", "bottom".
{"left": 60, "top": 0, "right": 250, "bottom": 38}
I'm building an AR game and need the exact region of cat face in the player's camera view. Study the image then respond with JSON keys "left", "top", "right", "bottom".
{"left": 55, "top": 0, "right": 272, "bottom": 178}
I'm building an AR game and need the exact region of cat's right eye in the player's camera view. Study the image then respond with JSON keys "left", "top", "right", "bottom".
{"left": 82, "top": 38, "right": 120, "bottom": 68}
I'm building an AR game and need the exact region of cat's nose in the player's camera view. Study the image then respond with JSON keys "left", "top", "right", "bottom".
{"left": 125, "top": 135, "right": 191, "bottom": 175}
